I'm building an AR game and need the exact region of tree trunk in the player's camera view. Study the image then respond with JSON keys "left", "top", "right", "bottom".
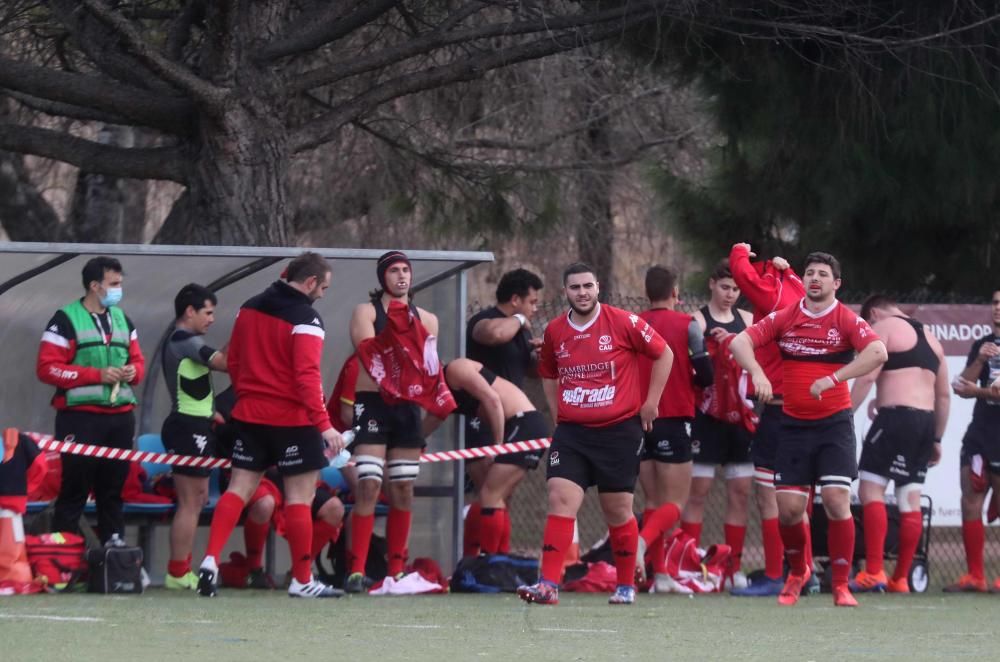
{"left": 64, "top": 124, "right": 147, "bottom": 243}
{"left": 0, "top": 151, "right": 61, "bottom": 241}
{"left": 171, "top": 0, "right": 293, "bottom": 246}
{"left": 576, "top": 116, "right": 615, "bottom": 295}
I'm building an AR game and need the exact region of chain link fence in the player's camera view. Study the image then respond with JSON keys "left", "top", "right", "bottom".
{"left": 466, "top": 290, "right": 998, "bottom": 589}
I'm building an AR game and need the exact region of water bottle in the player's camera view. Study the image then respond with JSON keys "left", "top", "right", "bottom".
{"left": 106, "top": 533, "right": 125, "bottom": 548}
{"left": 330, "top": 428, "right": 357, "bottom": 468}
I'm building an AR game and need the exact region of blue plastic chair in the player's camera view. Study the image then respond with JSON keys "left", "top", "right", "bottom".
{"left": 136, "top": 433, "right": 171, "bottom": 482}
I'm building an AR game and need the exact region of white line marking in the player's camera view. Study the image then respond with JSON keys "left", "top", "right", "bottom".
{"left": 537, "top": 627, "right": 618, "bottom": 634}
{"left": 373, "top": 624, "right": 443, "bottom": 629}
{"left": 0, "top": 614, "right": 104, "bottom": 622}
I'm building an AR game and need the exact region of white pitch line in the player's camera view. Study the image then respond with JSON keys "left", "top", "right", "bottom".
{"left": 0, "top": 614, "right": 104, "bottom": 623}
{"left": 373, "top": 624, "right": 444, "bottom": 629}
{"left": 536, "top": 627, "right": 618, "bottom": 634}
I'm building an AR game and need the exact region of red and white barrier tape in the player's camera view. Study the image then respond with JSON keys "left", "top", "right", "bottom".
{"left": 23, "top": 431, "right": 551, "bottom": 467}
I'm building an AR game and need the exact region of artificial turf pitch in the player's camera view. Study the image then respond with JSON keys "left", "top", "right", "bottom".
{"left": 2, "top": 590, "right": 999, "bottom": 661}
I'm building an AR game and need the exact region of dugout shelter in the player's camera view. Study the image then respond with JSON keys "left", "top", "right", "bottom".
{"left": 0, "top": 242, "right": 492, "bottom": 570}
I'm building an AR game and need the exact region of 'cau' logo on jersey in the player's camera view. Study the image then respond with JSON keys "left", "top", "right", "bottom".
{"left": 599, "top": 334, "right": 613, "bottom": 351}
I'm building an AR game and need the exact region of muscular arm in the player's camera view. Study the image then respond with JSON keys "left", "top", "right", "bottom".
{"left": 832, "top": 341, "right": 889, "bottom": 383}
{"left": 850, "top": 367, "right": 880, "bottom": 411}
{"left": 472, "top": 316, "right": 523, "bottom": 346}
{"left": 418, "top": 308, "right": 439, "bottom": 337}
{"left": 933, "top": 347, "right": 951, "bottom": 439}
{"left": 349, "top": 303, "right": 376, "bottom": 349}
{"left": 642, "top": 345, "right": 673, "bottom": 427}
{"left": 542, "top": 378, "right": 559, "bottom": 427}
{"left": 689, "top": 319, "right": 713, "bottom": 388}
{"left": 730, "top": 331, "right": 772, "bottom": 402}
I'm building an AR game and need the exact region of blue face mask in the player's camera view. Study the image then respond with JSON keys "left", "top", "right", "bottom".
{"left": 100, "top": 287, "right": 123, "bottom": 307}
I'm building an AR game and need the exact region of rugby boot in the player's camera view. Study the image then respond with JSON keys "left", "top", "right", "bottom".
{"left": 832, "top": 584, "right": 859, "bottom": 607}
{"left": 288, "top": 577, "right": 344, "bottom": 598}
{"left": 344, "top": 572, "right": 374, "bottom": 594}
{"left": 848, "top": 569, "right": 888, "bottom": 593}
{"left": 886, "top": 577, "right": 910, "bottom": 594}
{"left": 730, "top": 574, "right": 783, "bottom": 597}
{"left": 197, "top": 557, "right": 218, "bottom": 597}
{"left": 608, "top": 585, "right": 636, "bottom": 605}
{"left": 164, "top": 571, "right": 198, "bottom": 591}
{"left": 777, "top": 568, "right": 811, "bottom": 607}
{"left": 943, "top": 573, "right": 987, "bottom": 593}
{"left": 517, "top": 580, "right": 559, "bottom": 605}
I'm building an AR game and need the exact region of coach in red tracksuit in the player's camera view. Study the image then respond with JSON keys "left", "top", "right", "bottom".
{"left": 517, "top": 262, "right": 672, "bottom": 606}
{"left": 196, "top": 252, "right": 345, "bottom": 599}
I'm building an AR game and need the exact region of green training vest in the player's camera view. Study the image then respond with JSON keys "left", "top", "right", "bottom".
{"left": 61, "top": 300, "right": 137, "bottom": 407}
{"left": 176, "top": 357, "right": 213, "bottom": 418}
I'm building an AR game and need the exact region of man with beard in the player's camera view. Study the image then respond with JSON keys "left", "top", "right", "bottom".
{"left": 729, "top": 252, "right": 887, "bottom": 607}
{"left": 345, "top": 251, "right": 440, "bottom": 593}
{"left": 946, "top": 289, "right": 1000, "bottom": 592}
{"left": 463, "top": 268, "right": 544, "bottom": 556}
{"left": 517, "top": 263, "right": 672, "bottom": 606}
{"left": 197, "top": 253, "right": 345, "bottom": 598}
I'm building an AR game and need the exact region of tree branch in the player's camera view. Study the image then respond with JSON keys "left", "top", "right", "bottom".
{"left": 290, "top": 1, "right": 663, "bottom": 93}
{"left": 5, "top": 90, "right": 131, "bottom": 125}
{"left": 0, "top": 56, "right": 194, "bottom": 134}
{"left": 0, "top": 123, "right": 188, "bottom": 183}
{"left": 46, "top": 0, "right": 178, "bottom": 94}
{"left": 257, "top": 0, "right": 400, "bottom": 62}
{"left": 79, "top": 0, "right": 226, "bottom": 108}
{"left": 292, "top": 13, "right": 661, "bottom": 152}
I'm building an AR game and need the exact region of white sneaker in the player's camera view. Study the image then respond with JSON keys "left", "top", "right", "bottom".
{"left": 729, "top": 571, "right": 748, "bottom": 590}
{"left": 653, "top": 573, "right": 693, "bottom": 595}
{"left": 288, "top": 577, "right": 344, "bottom": 598}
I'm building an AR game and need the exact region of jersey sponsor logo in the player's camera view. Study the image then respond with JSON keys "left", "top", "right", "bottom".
{"left": 574, "top": 333, "right": 591, "bottom": 340}
{"left": 354, "top": 402, "right": 365, "bottom": 418}
{"left": 549, "top": 451, "right": 560, "bottom": 466}
{"left": 629, "top": 314, "right": 639, "bottom": 327}
{"left": 286, "top": 445, "right": 299, "bottom": 456}
{"left": 408, "top": 384, "right": 424, "bottom": 397}
{"left": 561, "top": 384, "right": 616, "bottom": 406}
{"left": 555, "top": 342, "right": 569, "bottom": 359}
{"left": 368, "top": 355, "right": 386, "bottom": 382}
{"left": 557, "top": 361, "right": 612, "bottom": 377}
{"left": 367, "top": 419, "right": 379, "bottom": 433}
{"left": 48, "top": 366, "right": 79, "bottom": 380}
{"left": 192, "top": 434, "right": 208, "bottom": 454}
{"left": 827, "top": 328, "right": 841, "bottom": 340}
{"left": 598, "top": 334, "right": 613, "bottom": 351}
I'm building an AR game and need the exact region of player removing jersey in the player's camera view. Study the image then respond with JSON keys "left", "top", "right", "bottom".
{"left": 517, "top": 263, "right": 672, "bottom": 606}
{"left": 730, "top": 252, "right": 887, "bottom": 607}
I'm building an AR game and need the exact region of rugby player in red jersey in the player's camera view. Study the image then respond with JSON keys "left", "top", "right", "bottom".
{"left": 848, "top": 296, "right": 949, "bottom": 594}
{"left": 635, "top": 266, "right": 713, "bottom": 589}
{"left": 730, "top": 252, "right": 887, "bottom": 607}
{"left": 728, "top": 243, "right": 808, "bottom": 596}
{"left": 517, "top": 263, "right": 673, "bottom": 605}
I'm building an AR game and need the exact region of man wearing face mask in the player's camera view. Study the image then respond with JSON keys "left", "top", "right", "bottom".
{"left": 36, "top": 256, "right": 145, "bottom": 545}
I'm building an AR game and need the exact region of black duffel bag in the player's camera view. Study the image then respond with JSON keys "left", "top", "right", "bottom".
{"left": 86, "top": 543, "right": 144, "bottom": 594}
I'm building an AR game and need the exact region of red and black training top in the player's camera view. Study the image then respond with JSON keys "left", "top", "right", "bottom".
{"left": 228, "top": 281, "right": 333, "bottom": 433}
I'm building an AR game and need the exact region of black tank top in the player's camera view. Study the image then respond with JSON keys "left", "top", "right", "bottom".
{"left": 373, "top": 296, "right": 420, "bottom": 334}
{"left": 883, "top": 316, "right": 939, "bottom": 372}
{"left": 700, "top": 305, "right": 747, "bottom": 336}
{"left": 448, "top": 365, "right": 498, "bottom": 417}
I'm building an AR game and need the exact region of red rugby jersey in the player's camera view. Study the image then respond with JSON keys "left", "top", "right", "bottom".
{"left": 638, "top": 308, "right": 696, "bottom": 419}
{"left": 539, "top": 303, "right": 667, "bottom": 427}
{"left": 745, "top": 298, "right": 879, "bottom": 420}
{"left": 729, "top": 244, "right": 805, "bottom": 397}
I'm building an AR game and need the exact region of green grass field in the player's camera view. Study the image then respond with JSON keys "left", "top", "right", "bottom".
{"left": 2, "top": 590, "right": 999, "bottom": 661}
